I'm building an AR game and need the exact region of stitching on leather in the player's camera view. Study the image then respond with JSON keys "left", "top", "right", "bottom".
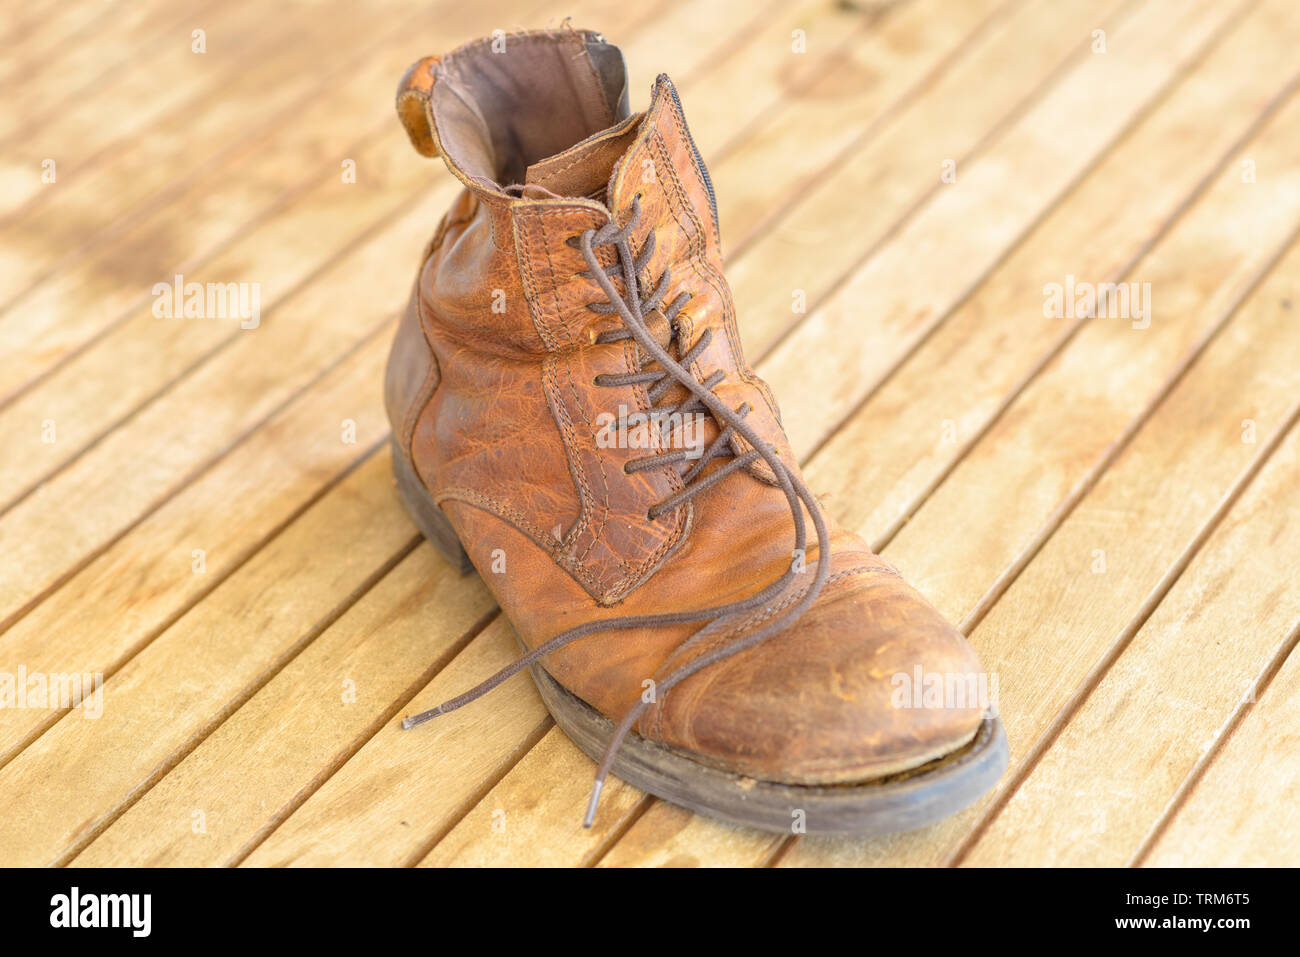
{"left": 706, "top": 563, "right": 900, "bottom": 663}
{"left": 652, "top": 121, "right": 780, "bottom": 424}
{"left": 538, "top": 140, "right": 609, "bottom": 181}
{"left": 516, "top": 212, "right": 561, "bottom": 351}
{"left": 650, "top": 130, "right": 781, "bottom": 484}
{"left": 647, "top": 135, "right": 704, "bottom": 373}
{"left": 586, "top": 204, "right": 692, "bottom": 597}
{"left": 605, "top": 497, "right": 692, "bottom": 602}
{"left": 537, "top": 210, "right": 614, "bottom": 563}
{"left": 543, "top": 351, "right": 597, "bottom": 545}
{"left": 519, "top": 209, "right": 638, "bottom": 600}
{"left": 436, "top": 486, "right": 551, "bottom": 542}
{"left": 515, "top": 204, "right": 694, "bottom": 602}
{"left": 533, "top": 210, "right": 576, "bottom": 349}
{"left": 649, "top": 132, "right": 741, "bottom": 423}
{"left": 644, "top": 562, "right": 900, "bottom": 736}
{"left": 404, "top": 294, "right": 441, "bottom": 458}
{"left": 535, "top": 206, "right": 688, "bottom": 599}
{"left": 488, "top": 200, "right": 507, "bottom": 252}
{"left": 438, "top": 490, "right": 609, "bottom": 594}
{"left": 721, "top": 563, "right": 901, "bottom": 640}
{"left": 519, "top": 214, "right": 588, "bottom": 554}
{"left": 663, "top": 98, "right": 720, "bottom": 250}
{"left": 648, "top": 132, "right": 769, "bottom": 487}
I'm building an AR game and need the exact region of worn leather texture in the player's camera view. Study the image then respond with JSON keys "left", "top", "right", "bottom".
{"left": 386, "top": 29, "right": 988, "bottom": 785}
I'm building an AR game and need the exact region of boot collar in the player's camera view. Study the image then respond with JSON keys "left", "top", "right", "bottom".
{"left": 397, "top": 27, "right": 629, "bottom": 196}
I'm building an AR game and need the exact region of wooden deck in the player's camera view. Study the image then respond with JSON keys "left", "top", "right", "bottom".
{"left": 1, "top": 0, "right": 1298, "bottom": 868}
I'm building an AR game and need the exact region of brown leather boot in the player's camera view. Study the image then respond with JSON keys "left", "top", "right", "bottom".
{"left": 386, "top": 28, "right": 1006, "bottom": 834}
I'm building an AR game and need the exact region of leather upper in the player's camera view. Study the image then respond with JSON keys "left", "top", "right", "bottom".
{"left": 386, "top": 29, "right": 988, "bottom": 784}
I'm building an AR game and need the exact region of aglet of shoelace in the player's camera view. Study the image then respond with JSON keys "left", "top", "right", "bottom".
{"left": 583, "top": 780, "right": 603, "bottom": 829}
{"left": 400, "top": 709, "right": 441, "bottom": 730}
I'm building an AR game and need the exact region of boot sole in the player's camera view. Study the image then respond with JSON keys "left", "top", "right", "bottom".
{"left": 392, "top": 439, "right": 1009, "bottom": 836}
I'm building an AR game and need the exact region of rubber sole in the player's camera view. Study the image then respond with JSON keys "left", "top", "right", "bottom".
{"left": 391, "top": 440, "right": 1009, "bottom": 835}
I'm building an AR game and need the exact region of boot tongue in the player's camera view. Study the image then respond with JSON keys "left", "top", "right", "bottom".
{"left": 605, "top": 75, "right": 713, "bottom": 232}
{"left": 524, "top": 112, "right": 642, "bottom": 202}
{"left": 596, "top": 76, "right": 719, "bottom": 451}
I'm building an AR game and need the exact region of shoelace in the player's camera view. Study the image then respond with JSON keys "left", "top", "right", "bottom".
{"left": 403, "top": 197, "right": 832, "bottom": 827}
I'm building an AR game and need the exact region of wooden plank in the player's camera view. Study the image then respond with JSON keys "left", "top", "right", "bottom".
{"left": 240, "top": 618, "right": 550, "bottom": 867}
{"left": 878, "top": 99, "right": 1300, "bottom": 638}
{"left": 0, "top": 0, "right": 64, "bottom": 48}
{"left": 0, "top": 450, "right": 419, "bottom": 866}
{"left": 0, "top": 0, "right": 212, "bottom": 142}
{"left": 0, "top": 0, "right": 284, "bottom": 217}
{"left": 1, "top": 0, "right": 379, "bottom": 303}
{"left": 0, "top": 333, "right": 393, "bottom": 765}
{"left": 500, "top": 0, "right": 1257, "bottom": 869}
{"left": 0, "top": 182, "right": 448, "bottom": 631}
{"left": 0, "top": 0, "right": 115, "bottom": 86}
{"left": 709, "top": 0, "right": 1008, "bottom": 251}
{"left": 71, "top": 541, "right": 496, "bottom": 867}
{"left": 682, "top": 0, "right": 915, "bottom": 160}
{"left": 596, "top": 803, "right": 783, "bottom": 868}
{"left": 956, "top": 241, "right": 1300, "bottom": 866}
{"left": 783, "top": 75, "right": 1300, "bottom": 869}
{"left": 729, "top": 0, "right": 1130, "bottom": 358}
{"left": 0, "top": 140, "right": 447, "bottom": 513}
{"left": 0, "top": 0, "right": 437, "bottom": 371}
{"left": 804, "top": 0, "right": 1300, "bottom": 552}
{"left": 618, "top": 0, "right": 791, "bottom": 103}
{"left": 1142, "top": 625, "right": 1300, "bottom": 865}
{"left": 757, "top": 0, "right": 1239, "bottom": 461}
{"left": 418, "top": 728, "right": 646, "bottom": 868}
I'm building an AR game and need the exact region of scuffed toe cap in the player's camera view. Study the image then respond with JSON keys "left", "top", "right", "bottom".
{"left": 641, "top": 561, "right": 991, "bottom": 785}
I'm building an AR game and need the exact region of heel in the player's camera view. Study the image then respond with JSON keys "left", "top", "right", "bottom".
{"left": 390, "top": 439, "right": 474, "bottom": 574}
